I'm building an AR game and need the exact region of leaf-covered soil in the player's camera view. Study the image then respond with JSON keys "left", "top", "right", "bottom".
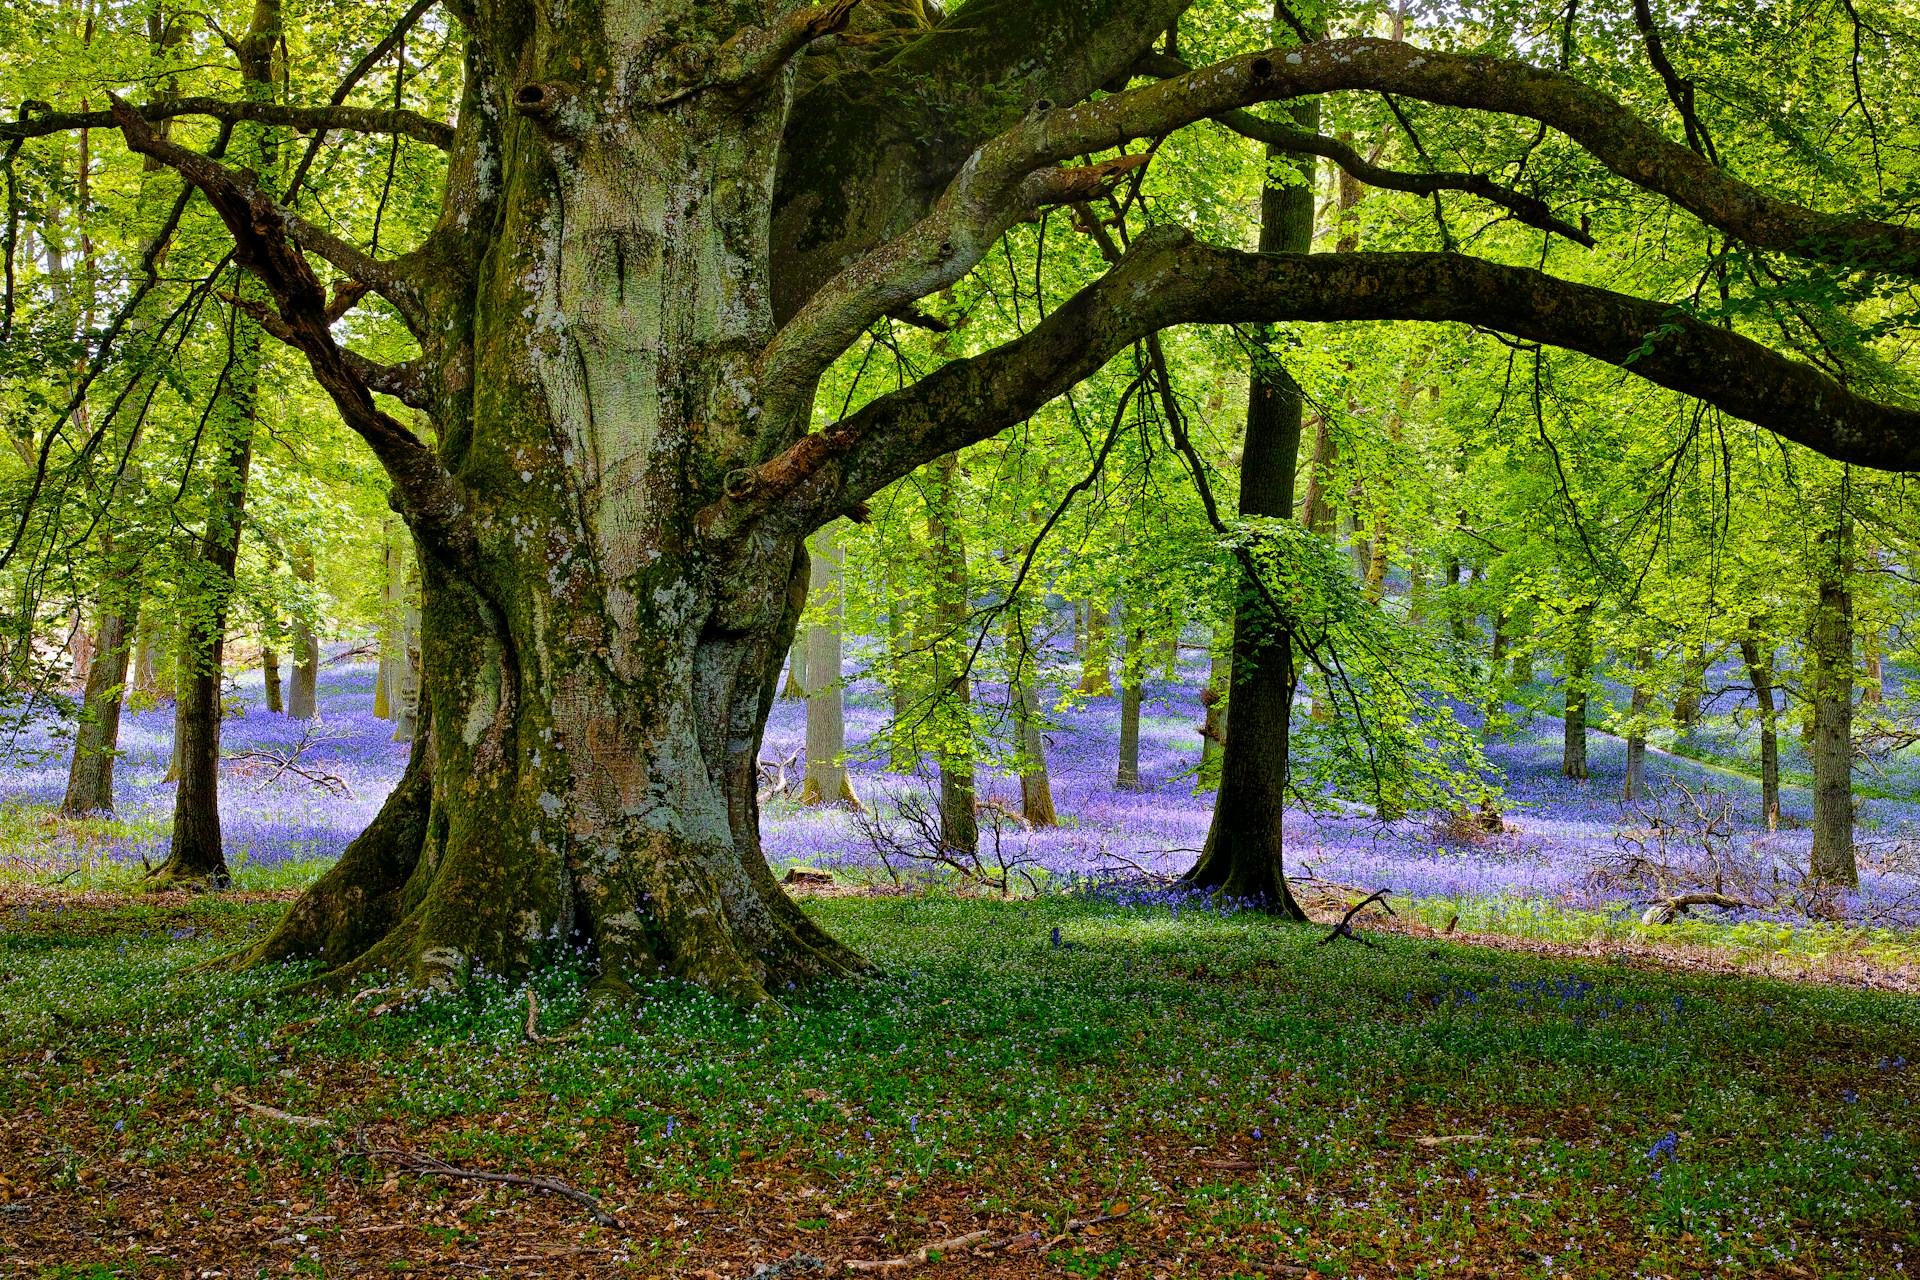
{"left": 2, "top": 890, "right": 1916, "bottom": 1279}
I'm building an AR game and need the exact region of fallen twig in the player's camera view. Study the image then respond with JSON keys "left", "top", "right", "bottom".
{"left": 1319, "top": 888, "right": 1395, "bottom": 947}
{"left": 843, "top": 1230, "right": 992, "bottom": 1272}
{"left": 973, "top": 1202, "right": 1149, "bottom": 1255}
{"left": 1414, "top": 1134, "right": 1543, "bottom": 1148}
{"left": 363, "top": 1147, "right": 619, "bottom": 1228}
{"left": 212, "top": 1082, "right": 330, "bottom": 1129}
{"left": 524, "top": 989, "right": 584, "bottom": 1044}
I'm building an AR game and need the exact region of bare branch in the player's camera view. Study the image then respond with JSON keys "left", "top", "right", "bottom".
{"left": 1215, "top": 112, "right": 1593, "bottom": 246}
{"left": 0, "top": 98, "right": 455, "bottom": 149}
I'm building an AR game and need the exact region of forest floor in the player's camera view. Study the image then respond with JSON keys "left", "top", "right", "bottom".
{"left": 3, "top": 657, "right": 1920, "bottom": 1276}
{"left": 1, "top": 890, "right": 1917, "bottom": 1280}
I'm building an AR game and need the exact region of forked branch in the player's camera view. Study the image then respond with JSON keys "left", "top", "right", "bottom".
{"left": 0, "top": 98, "right": 455, "bottom": 149}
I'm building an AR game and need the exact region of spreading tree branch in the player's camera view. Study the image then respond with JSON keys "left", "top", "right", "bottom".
{"left": 0, "top": 99, "right": 455, "bottom": 149}
{"left": 111, "top": 100, "right": 475, "bottom": 572}
{"left": 708, "top": 228, "right": 1920, "bottom": 545}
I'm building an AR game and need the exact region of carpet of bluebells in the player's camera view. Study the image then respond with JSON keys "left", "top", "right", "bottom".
{"left": 3, "top": 647, "right": 1920, "bottom": 936}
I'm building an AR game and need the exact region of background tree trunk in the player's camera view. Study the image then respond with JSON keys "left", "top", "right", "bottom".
{"left": 926, "top": 453, "right": 977, "bottom": 853}
{"left": 1078, "top": 599, "right": 1112, "bottom": 696}
{"left": 1625, "top": 645, "right": 1650, "bottom": 800}
{"left": 61, "top": 547, "right": 139, "bottom": 816}
{"left": 1117, "top": 606, "right": 1144, "bottom": 790}
{"left": 262, "top": 644, "right": 283, "bottom": 713}
{"left": 1810, "top": 526, "right": 1856, "bottom": 884}
{"left": 287, "top": 543, "right": 319, "bottom": 720}
{"left": 1184, "top": 74, "right": 1316, "bottom": 918}
{"left": 802, "top": 522, "right": 857, "bottom": 806}
{"left": 1561, "top": 605, "right": 1593, "bottom": 780}
{"left": 1198, "top": 635, "right": 1229, "bottom": 789}
{"left": 1739, "top": 622, "right": 1780, "bottom": 827}
{"left": 390, "top": 554, "right": 421, "bottom": 743}
{"left": 160, "top": 428, "right": 252, "bottom": 883}
{"left": 1008, "top": 604, "right": 1058, "bottom": 826}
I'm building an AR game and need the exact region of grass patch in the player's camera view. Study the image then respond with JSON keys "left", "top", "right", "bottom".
{"left": 1, "top": 892, "right": 1916, "bottom": 1277}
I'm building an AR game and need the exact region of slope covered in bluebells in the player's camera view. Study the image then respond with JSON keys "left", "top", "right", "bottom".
{"left": 5, "top": 647, "right": 1919, "bottom": 963}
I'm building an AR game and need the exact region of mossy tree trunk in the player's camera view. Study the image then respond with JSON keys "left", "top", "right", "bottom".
{"left": 1116, "top": 605, "right": 1144, "bottom": 791}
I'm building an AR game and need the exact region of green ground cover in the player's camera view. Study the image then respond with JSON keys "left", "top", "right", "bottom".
{"left": 1, "top": 891, "right": 1915, "bottom": 1278}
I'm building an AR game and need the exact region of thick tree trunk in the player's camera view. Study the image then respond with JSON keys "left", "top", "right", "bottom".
{"left": 1117, "top": 609, "right": 1144, "bottom": 790}
{"left": 1183, "top": 88, "right": 1315, "bottom": 919}
{"left": 801, "top": 523, "right": 856, "bottom": 806}
{"left": 1561, "top": 605, "right": 1593, "bottom": 780}
{"left": 287, "top": 544, "right": 319, "bottom": 719}
{"left": 1810, "top": 551, "right": 1856, "bottom": 885}
{"left": 61, "top": 549, "right": 140, "bottom": 817}
{"left": 925, "top": 453, "right": 977, "bottom": 853}
{"left": 1739, "top": 622, "right": 1780, "bottom": 827}
{"left": 262, "top": 644, "right": 283, "bottom": 713}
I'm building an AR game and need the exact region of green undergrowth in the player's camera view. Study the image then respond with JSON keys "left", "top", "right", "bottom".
{"left": 1399, "top": 891, "right": 1920, "bottom": 969}
{"left": 2, "top": 893, "right": 1917, "bottom": 1276}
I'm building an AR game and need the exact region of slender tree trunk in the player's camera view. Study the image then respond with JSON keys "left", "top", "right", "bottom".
{"left": 262, "top": 644, "right": 283, "bottom": 713}
{"left": 1078, "top": 599, "right": 1113, "bottom": 695}
{"left": 1671, "top": 641, "right": 1707, "bottom": 729}
{"left": 160, "top": 429, "right": 253, "bottom": 883}
{"left": 133, "top": 613, "right": 159, "bottom": 701}
{"left": 1004, "top": 603, "right": 1057, "bottom": 826}
{"left": 288, "top": 543, "right": 319, "bottom": 719}
{"left": 1810, "top": 530, "right": 1856, "bottom": 885}
{"left": 885, "top": 567, "right": 915, "bottom": 772}
{"left": 1117, "top": 606, "right": 1144, "bottom": 790}
{"left": 781, "top": 635, "right": 808, "bottom": 698}
{"left": 1562, "top": 604, "right": 1593, "bottom": 780}
{"left": 1739, "top": 622, "right": 1780, "bottom": 827}
{"left": 61, "top": 544, "right": 140, "bottom": 817}
{"left": 926, "top": 453, "right": 977, "bottom": 853}
{"left": 375, "top": 520, "right": 400, "bottom": 719}
{"left": 154, "top": 0, "right": 277, "bottom": 884}
{"left": 801, "top": 522, "right": 856, "bottom": 805}
{"left": 1198, "top": 634, "right": 1229, "bottom": 789}
{"left": 1300, "top": 414, "right": 1336, "bottom": 535}
{"left": 1184, "top": 75, "right": 1316, "bottom": 919}
{"left": 391, "top": 554, "right": 421, "bottom": 742}
{"left": 1625, "top": 645, "right": 1650, "bottom": 800}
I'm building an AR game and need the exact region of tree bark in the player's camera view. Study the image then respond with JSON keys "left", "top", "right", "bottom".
{"left": 801, "top": 522, "right": 856, "bottom": 805}
{"left": 262, "top": 644, "right": 283, "bottom": 713}
{"left": 288, "top": 543, "right": 319, "bottom": 719}
{"left": 1117, "top": 607, "right": 1144, "bottom": 791}
{"left": 1671, "top": 641, "right": 1705, "bottom": 729}
{"left": 1810, "top": 523, "right": 1856, "bottom": 885}
{"left": 159, "top": 428, "right": 252, "bottom": 884}
{"left": 1739, "top": 621, "right": 1779, "bottom": 827}
{"left": 925, "top": 452, "right": 977, "bottom": 853}
{"left": 1625, "top": 645, "right": 1650, "bottom": 800}
{"left": 1005, "top": 603, "right": 1057, "bottom": 826}
{"left": 1198, "top": 634, "right": 1229, "bottom": 789}
{"left": 1562, "top": 604, "right": 1593, "bottom": 780}
{"left": 1078, "top": 599, "right": 1113, "bottom": 696}
{"left": 1183, "top": 74, "right": 1315, "bottom": 918}
{"left": 61, "top": 539, "right": 140, "bottom": 817}
{"left": 391, "top": 553, "right": 421, "bottom": 743}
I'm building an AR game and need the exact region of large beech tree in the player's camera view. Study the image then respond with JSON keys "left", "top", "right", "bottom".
{"left": 17, "top": 0, "right": 1920, "bottom": 1001}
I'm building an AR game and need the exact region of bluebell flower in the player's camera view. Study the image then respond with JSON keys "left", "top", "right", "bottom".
{"left": 1842, "top": 1089, "right": 1859, "bottom": 1104}
{"left": 1648, "top": 1131, "right": 1678, "bottom": 1161}
{"left": 1050, "top": 926, "right": 1061, "bottom": 949}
